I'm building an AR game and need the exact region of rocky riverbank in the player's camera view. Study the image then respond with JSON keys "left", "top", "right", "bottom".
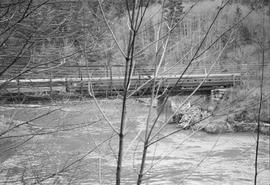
{"left": 172, "top": 103, "right": 270, "bottom": 135}
{"left": 137, "top": 91, "right": 269, "bottom": 135}
{"left": 176, "top": 112, "right": 270, "bottom": 135}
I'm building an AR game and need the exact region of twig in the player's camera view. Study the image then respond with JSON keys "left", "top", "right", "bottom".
{"left": 97, "top": 0, "right": 126, "bottom": 58}
{"left": 149, "top": 23, "right": 233, "bottom": 143}
{"left": 254, "top": 4, "right": 265, "bottom": 185}
{"left": 87, "top": 77, "right": 119, "bottom": 134}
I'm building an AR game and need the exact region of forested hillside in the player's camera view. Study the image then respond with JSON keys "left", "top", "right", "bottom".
{"left": 0, "top": 0, "right": 269, "bottom": 80}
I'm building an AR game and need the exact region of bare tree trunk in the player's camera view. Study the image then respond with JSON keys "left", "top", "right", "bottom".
{"left": 254, "top": 5, "right": 266, "bottom": 184}
{"left": 116, "top": 25, "right": 137, "bottom": 183}
{"left": 115, "top": 59, "right": 129, "bottom": 185}
{"left": 137, "top": 144, "right": 148, "bottom": 185}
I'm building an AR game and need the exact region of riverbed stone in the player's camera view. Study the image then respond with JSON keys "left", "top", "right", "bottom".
{"left": 203, "top": 119, "right": 233, "bottom": 134}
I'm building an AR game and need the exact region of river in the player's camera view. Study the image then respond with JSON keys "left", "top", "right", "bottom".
{"left": 0, "top": 100, "right": 269, "bottom": 184}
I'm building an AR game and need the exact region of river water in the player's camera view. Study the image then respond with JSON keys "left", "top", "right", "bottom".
{"left": 0, "top": 101, "right": 269, "bottom": 184}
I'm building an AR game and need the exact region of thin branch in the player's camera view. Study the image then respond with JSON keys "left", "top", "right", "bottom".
{"left": 146, "top": 0, "right": 230, "bottom": 144}
{"left": 127, "top": 45, "right": 195, "bottom": 98}
{"left": 177, "top": 135, "right": 221, "bottom": 184}
{"left": 87, "top": 78, "right": 119, "bottom": 134}
{"left": 149, "top": 30, "right": 233, "bottom": 142}
{"left": 144, "top": 117, "right": 213, "bottom": 175}
{"left": 194, "top": 8, "right": 254, "bottom": 60}
{"left": 31, "top": 134, "right": 117, "bottom": 185}
{"left": 0, "top": 119, "right": 100, "bottom": 140}
{"left": 0, "top": 35, "right": 34, "bottom": 77}
{"left": 0, "top": 108, "right": 61, "bottom": 137}
{"left": 0, "top": 0, "right": 49, "bottom": 37}
{"left": 1, "top": 136, "right": 35, "bottom": 153}
{"left": 134, "top": 1, "right": 199, "bottom": 58}
{"left": 254, "top": 4, "right": 265, "bottom": 185}
{"left": 148, "top": 115, "right": 211, "bottom": 147}
{"left": 97, "top": 0, "right": 126, "bottom": 58}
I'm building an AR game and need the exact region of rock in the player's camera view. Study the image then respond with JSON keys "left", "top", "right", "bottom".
{"left": 200, "top": 116, "right": 234, "bottom": 134}
{"left": 260, "top": 123, "right": 270, "bottom": 135}
{"left": 203, "top": 120, "right": 232, "bottom": 134}
{"left": 233, "top": 110, "right": 255, "bottom": 122}
{"left": 172, "top": 113, "right": 183, "bottom": 123}
{"left": 226, "top": 111, "right": 269, "bottom": 135}
{"left": 260, "top": 112, "right": 270, "bottom": 124}
{"left": 233, "top": 122, "right": 256, "bottom": 132}
{"left": 207, "top": 104, "right": 217, "bottom": 113}
{"left": 175, "top": 105, "right": 211, "bottom": 129}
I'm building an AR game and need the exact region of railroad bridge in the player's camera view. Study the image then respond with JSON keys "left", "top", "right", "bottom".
{"left": 0, "top": 64, "right": 241, "bottom": 97}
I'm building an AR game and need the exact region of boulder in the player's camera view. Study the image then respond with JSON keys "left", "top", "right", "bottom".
{"left": 172, "top": 113, "right": 183, "bottom": 123}
{"left": 260, "top": 123, "right": 270, "bottom": 135}
{"left": 203, "top": 119, "right": 233, "bottom": 134}
{"left": 233, "top": 122, "right": 256, "bottom": 132}
{"left": 175, "top": 105, "right": 211, "bottom": 129}
{"left": 194, "top": 115, "right": 232, "bottom": 134}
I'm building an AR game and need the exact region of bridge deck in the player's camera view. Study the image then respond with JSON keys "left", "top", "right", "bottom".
{"left": 0, "top": 73, "right": 241, "bottom": 96}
